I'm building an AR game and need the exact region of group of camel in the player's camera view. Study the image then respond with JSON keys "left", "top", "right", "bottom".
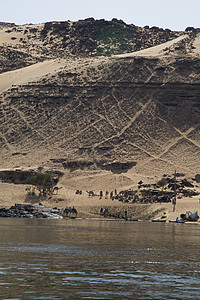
{"left": 62, "top": 206, "right": 78, "bottom": 218}
{"left": 26, "top": 186, "right": 63, "bottom": 197}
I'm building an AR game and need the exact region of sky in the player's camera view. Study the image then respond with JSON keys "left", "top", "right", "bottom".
{"left": 1, "top": 0, "right": 200, "bottom": 31}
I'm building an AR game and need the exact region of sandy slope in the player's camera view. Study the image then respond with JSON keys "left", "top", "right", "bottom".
{"left": 192, "top": 33, "right": 200, "bottom": 55}
{"left": 0, "top": 29, "right": 24, "bottom": 45}
{"left": 0, "top": 24, "right": 43, "bottom": 46}
{"left": 0, "top": 59, "right": 65, "bottom": 94}
{"left": 115, "top": 35, "right": 188, "bottom": 58}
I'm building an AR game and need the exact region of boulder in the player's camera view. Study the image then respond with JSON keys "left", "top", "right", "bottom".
{"left": 195, "top": 174, "right": 200, "bottom": 183}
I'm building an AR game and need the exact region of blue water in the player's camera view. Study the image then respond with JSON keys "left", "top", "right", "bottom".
{"left": 0, "top": 218, "right": 199, "bottom": 299}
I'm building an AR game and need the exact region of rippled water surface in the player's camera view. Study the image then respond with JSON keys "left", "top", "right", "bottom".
{"left": 0, "top": 218, "right": 199, "bottom": 299}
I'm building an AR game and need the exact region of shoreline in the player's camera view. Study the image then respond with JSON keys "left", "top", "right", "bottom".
{"left": 0, "top": 179, "right": 199, "bottom": 222}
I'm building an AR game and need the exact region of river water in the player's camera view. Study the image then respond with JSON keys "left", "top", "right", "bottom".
{"left": 0, "top": 218, "right": 199, "bottom": 299}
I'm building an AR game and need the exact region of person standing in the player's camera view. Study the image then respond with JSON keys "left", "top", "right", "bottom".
{"left": 172, "top": 197, "right": 176, "bottom": 212}
{"left": 99, "top": 191, "right": 103, "bottom": 199}
{"left": 124, "top": 209, "right": 128, "bottom": 220}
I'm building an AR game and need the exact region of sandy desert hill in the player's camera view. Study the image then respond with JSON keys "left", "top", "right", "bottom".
{"left": 1, "top": 18, "right": 200, "bottom": 192}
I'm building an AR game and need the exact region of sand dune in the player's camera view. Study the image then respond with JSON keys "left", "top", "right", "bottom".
{"left": 0, "top": 59, "right": 64, "bottom": 94}
{"left": 115, "top": 35, "right": 188, "bottom": 58}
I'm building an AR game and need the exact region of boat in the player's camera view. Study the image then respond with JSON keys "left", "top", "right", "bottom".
{"left": 152, "top": 219, "right": 166, "bottom": 222}
{"left": 180, "top": 211, "right": 199, "bottom": 222}
{"left": 169, "top": 220, "right": 185, "bottom": 223}
{"left": 127, "top": 218, "right": 139, "bottom": 222}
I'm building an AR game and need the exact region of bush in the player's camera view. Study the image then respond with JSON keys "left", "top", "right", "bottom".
{"left": 157, "top": 178, "right": 168, "bottom": 190}
{"left": 28, "top": 173, "right": 54, "bottom": 194}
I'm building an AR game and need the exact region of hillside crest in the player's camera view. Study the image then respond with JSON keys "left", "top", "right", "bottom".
{"left": 1, "top": 19, "right": 200, "bottom": 177}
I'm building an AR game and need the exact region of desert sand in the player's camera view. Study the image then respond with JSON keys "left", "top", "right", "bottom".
{"left": 0, "top": 59, "right": 65, "bottom": 94}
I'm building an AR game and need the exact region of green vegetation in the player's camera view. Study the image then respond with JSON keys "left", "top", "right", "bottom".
{"left": 28, "top": 173, "right": 54, "bottom": 195}
{"left": 95, "top": 21, "right": 133, "bottom": 56}
{"left": 157, "top": 178, "right": 168, "bottom": 191}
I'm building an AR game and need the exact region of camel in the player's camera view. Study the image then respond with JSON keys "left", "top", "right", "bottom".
{"left": 62, "top": 206, "right": 78, "bottom": 218}
{"left": 52, "top": 186, "right": 63, "bottom": 195}
{"left": 86, "top": 190, "right": 95, "bottom": 196}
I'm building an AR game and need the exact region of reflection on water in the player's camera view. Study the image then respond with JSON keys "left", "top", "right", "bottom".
{"left": 0, "top": 218, "right": 199, "bottom": 299}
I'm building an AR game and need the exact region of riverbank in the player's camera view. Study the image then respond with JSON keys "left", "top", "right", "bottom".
{"left": 0, "top": 181, "right": 199, "bottom": 222}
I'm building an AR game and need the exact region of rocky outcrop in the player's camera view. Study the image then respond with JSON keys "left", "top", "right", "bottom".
{"left": 0, "top": 170, "right": 36, "bottom": 184}
{"left": 0, "top": 203, "right": 63, "bottom": 219}
{"left": 0, "top": 170, "right": 63, "bottom": 184}
{"left": 0, "top": 46, "right": 42, "bottom": 73}
{"left": 195, "top": 174, "right": 200, "bottom": 183}
{"left": 0, "top": 22, "right": 15, "bottom": 29}
{"left": 101, "top": 161, "right": 136, "bottom": 172}
{"left": 62, "top": 160, "right": 136, "bottom": 172}
{"left": 0, "top": 18, "right": 183, "bottom": 73}
{"left": 39, "top": 18, "right": 182, "bottom": 57}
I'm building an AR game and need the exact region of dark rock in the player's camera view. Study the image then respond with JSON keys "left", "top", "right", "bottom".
{"left": 168, "top": 183, "right": 181, "bottom": 190}
{"left": 0, "top": 170, "right": 63, "bottom": 184}
{"left": 101, "top": 161, "right": 136, "bottom": 172}
{"left": 175, "top": 173, "right": 185, "bottom": 177}
{"left": 62, "top": 160, "right": 136, "bottom": 172}
{"left": 0, "top": 204, "right": 63, "bottom": 219}
{"left": 195, "top": 174, "right": 200, "bottom": 183}
{"left": 185, "top": 27, "right": 195, "bottom": 31}
{"left": 181, "top": 179, "right": 194, "bottom": 188}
